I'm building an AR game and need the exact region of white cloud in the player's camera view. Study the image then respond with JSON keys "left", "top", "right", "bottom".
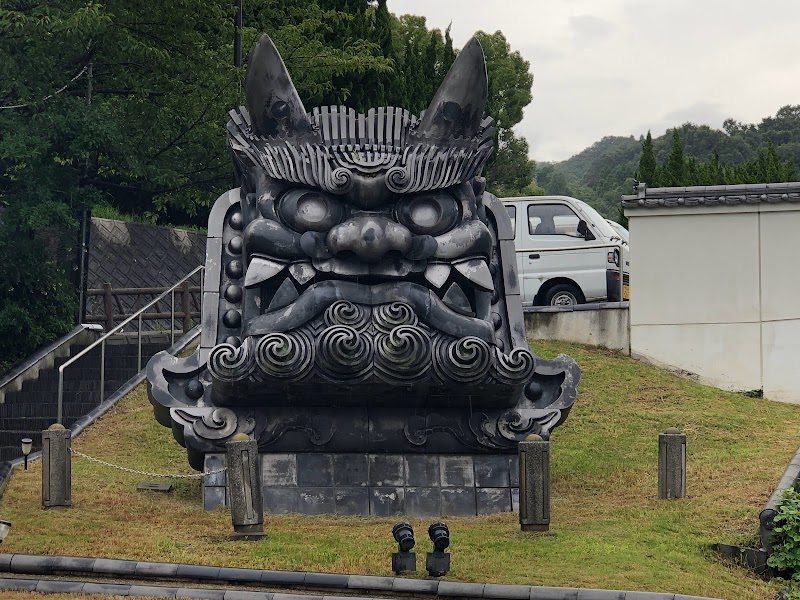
{"left": 389, "top": 0, "right": 800, "bottom": 161}
{"left": 569, "top": 15, "right": 615, "bottom": 43}
{"left": 637, "top": 102, "right": 729, "bottom": 139}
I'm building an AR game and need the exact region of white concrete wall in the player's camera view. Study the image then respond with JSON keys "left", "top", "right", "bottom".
{"left": 760, "top": 206, "right": 800, "bottom": 401}
{"left": 626, "top": 202, "right": 800, "bottom": 401}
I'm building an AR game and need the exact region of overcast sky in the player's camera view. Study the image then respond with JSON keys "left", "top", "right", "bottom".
{"left": 391, "top": 0, "right": 800, "bottom": 163}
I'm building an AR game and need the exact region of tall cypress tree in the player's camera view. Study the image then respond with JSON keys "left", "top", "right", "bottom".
{"left": 638, "top": 130, "right": 657, "bottom": 186}
{"left": 371, "top": 0, "right": 394, "bottom": 106}
{"left": 441, "top": 24, "right": 456, "bottom": 76}
{"left": 665, "top": 129, "right": 686, "bottom": 186}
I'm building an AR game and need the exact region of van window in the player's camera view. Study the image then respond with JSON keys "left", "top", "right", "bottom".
{"left": 505, "top": 205, "right": 516, "bottom": 230}
{"left": 528, "top": 204, "right": 581, "bottom": 237}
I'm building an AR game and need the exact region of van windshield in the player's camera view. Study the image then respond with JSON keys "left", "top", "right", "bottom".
{"left": 605, "top": 219, "right": 629, "bottom": 242}
{"left": 574, "top": 201, "right": 618, "bottom": 239}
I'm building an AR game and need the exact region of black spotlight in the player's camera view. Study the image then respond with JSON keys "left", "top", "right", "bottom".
{"left": 391, "top": 522, "right": 416, "bottom": 574}
{"left": 426, "top": 521, "right": 450, "bottom": 577}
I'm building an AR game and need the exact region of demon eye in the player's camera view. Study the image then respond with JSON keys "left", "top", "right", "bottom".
{"left": 277, "top": 188, "right": 345, "bottom": 232}
{"left": 396, "top": 191, "right": 460, "bottom": 236}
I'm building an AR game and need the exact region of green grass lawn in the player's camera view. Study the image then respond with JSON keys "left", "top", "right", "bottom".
{"left": 0, "top": 341, "right": 798, "bottom": 600}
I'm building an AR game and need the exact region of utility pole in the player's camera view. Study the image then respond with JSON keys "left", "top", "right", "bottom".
{"left": 234, "top": 0, "right": 242, "bottom": 68}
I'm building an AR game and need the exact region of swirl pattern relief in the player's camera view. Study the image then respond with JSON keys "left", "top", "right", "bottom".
{"left": 316, "top": 324, "right": 373, "bottom": 379}
{"left": 208, "top": 339, "right": 255, "bottom": 382}
{"left": 493, "top": 347, "right": 535, "bottom": 385}
{"left": 324, "top": 301, "right": 371, "bottom": 331}
{"left": 374, "top": 302, "right": 418, "bottom": 334}
{"left": 204, "top": 302, "right": 535, "bottom": 389}
{"left": 254, "top": 330, "right": 314, "bottom": 380}
{"left": 374, "top": 325, "right": 431, "bottom": 383}
{"left": 432, "top": 335, "right": 493, "bottom": 384}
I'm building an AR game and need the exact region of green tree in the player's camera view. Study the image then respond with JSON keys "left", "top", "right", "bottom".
{"left": 475, "top": 31, "right": 535, "bottom": 196}
{"left": 0, "top": 0, "right": 391, "bottom": 369}
{"left": 386, "top": 14, "right": 454, "bottom": 115}
{"left": 487, "top": 130, "right": 537, "bottom": 197}
{"left": 538, "top": 167, "right": 572, "bottom": 196}
{"left": 664, "top": 129, "right": 686, "bottom": 186}
{"left": 638, "top": 131, "right": 657, "bottom": 186}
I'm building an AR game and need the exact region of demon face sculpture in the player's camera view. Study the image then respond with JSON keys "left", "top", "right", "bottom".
{"left": 147, "top": 35, "right": 579, "bottom": 469}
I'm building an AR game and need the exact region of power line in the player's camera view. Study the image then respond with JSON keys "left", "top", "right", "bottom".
{"left": 0, "top": 64, "right": 89, "bottom": 110}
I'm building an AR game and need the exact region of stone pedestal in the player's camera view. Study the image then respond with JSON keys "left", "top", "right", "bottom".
{"left": 658, "top": 427, "right": 686, "bottom": 499}
{"left": 42, "top": 425, "right": 71, "bottom": 508}
{"left": 518, "top": 436, "right": 549, "bottom": 532}
{"left": 225, "top": 434, "right": 265, "bottom": 539}
{"left": 203, "top": 452, "right": 520, "bottom": 516}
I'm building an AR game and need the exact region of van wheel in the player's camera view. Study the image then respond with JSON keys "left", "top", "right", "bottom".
{"left": 544, "top": 284, "right": 584, "bottom": 306}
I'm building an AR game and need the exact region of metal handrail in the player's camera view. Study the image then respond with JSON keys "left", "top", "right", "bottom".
{"left": 57, "top": 265, "right": 204, "bottom": 424}
{"left": 515, "top": 242, "right": 627, "bottom": 302}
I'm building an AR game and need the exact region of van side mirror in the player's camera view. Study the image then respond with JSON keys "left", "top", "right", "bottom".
{"left": 577, "top": 219, "right": 595, "bottom": 241}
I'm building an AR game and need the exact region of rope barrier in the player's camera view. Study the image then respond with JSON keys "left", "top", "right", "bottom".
{"left": 69, "top": 447, "right": 225, "bottom": 479}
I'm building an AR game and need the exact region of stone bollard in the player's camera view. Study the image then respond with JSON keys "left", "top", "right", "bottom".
{"left": 42, "top": 424, "right": 71, "bottom": 508}
{"left": 658, "top": 427, "right": 686, "bottom": 499}
{"left": 518, "top": 434, "right": 550, "bottom": 532}
{"left": 225, "top": 433, "right": 266, "bottom": 540}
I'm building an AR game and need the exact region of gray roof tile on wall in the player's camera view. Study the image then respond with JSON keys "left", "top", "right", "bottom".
{"left": 622, "top": 182, "right": 800, "bottom": 209}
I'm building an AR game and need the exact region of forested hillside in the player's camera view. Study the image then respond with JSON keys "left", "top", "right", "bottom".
{"left": 537, "top": 105, "right": 800, "bottom": 218}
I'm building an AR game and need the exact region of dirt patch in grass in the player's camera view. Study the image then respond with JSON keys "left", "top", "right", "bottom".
{"left": 1, "top": 341, "right": 798, "bottom": 600}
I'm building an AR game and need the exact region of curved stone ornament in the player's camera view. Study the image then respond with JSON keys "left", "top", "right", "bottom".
{"left": 208, "top": 340, "right": 254, "bottom": 383}
{"left": 374, "top": 325, "right": 431, "bottom": 384}
{"left": 432, "top": 335, "right": 493, "bottom": 385}
{"left": 405, "top": 414, "right": 486, "bottom": 451}
{"left": 373, "top": 302, "right": 418, "bottom": 334}
{"left": 254, "top": 330, "right": 313, "bottom": 381}
{"left": 316, "top": 325, "right": 373, "bottom": 380}
{"left": 257, "top": 413, "right": 335, "bottom": 449}
{"left": 323, "top": 301, "right": 371, "bottom": 331}
{"left": 174, "top": 407, "right": 251, "bottom": 440}
{"left": 492, "top": 347, "right": 535, "bottom": 385}
{"left": 169, "top": 406, "right": 259, "bottom": 470}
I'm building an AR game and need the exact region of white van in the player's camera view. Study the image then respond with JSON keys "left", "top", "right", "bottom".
{"left": 501, "top": 196, "right": 630, "bottom": 306}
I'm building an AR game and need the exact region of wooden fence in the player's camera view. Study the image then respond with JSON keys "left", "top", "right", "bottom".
{"left": 85, "top": 282, "right": 201, "bottom": 333}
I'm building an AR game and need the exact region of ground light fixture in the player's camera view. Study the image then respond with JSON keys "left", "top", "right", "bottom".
{"left": 20, "top": 438, "right": 32, "bottom": 470}
{"left": 391, "top": 522, "right": 416, "bottom": 574}
{"left": 0, "top": 520, "right": 11, "bottom": 543}
{"left": 426, "top": 521, "right": 451, "bottom": 577}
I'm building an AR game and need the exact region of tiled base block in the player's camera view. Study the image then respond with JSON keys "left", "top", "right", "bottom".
{"left": 203, "top": 453, "right": 520, "bottom": 517}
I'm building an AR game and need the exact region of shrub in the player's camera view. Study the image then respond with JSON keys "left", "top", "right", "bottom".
{"left": 769, "top": 486, "right": 800, "bottom": 578}
{"left": 0, "top": 231, "right": 76, "bottom": 373}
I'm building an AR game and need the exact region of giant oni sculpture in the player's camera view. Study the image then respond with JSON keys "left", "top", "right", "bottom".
{"left": 147, "top": 35, "right": 580, "bottom": 478}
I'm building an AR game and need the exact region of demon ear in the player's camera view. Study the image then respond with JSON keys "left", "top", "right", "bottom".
{"left": 245, "top": 35, "right": 318, "bottom": 139}
{"left": 416, "top": 37, "right": 488, "bottom": 140}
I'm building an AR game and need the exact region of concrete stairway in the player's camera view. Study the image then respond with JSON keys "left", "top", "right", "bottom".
{"left": 0, "top": 342, "right": 164, "bottom": 461}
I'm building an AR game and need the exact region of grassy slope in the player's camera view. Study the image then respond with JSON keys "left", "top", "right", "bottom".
{"left": 0, "top": 341, "right": 798, "bottom": 600}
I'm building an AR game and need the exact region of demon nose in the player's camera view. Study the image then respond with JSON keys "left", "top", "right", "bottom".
{"left": 327, "top": 215, "right": 413, "bottom": 263}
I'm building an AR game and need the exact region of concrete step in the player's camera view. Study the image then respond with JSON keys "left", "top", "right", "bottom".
{"left": 68, "top": 343, "right": 168, "bottom": 360}
{"left": 3, "top": 389, "right": 128, "bottom": 406}
{"left": 35, "top": 368, "right": 139, "bottom": 383}
{"left": 22, "top": 378, "right": 128, "bottom": 394}
{"left": 0, "top": 417, "right": 67, "bottom": 432}
{"left": 0, "top": 402, "right": 101, "bottom": 418}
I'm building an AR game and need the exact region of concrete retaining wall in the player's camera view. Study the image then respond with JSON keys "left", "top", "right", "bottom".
{"left": 525, "top": 303, "right": 630, "bottom": 354}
